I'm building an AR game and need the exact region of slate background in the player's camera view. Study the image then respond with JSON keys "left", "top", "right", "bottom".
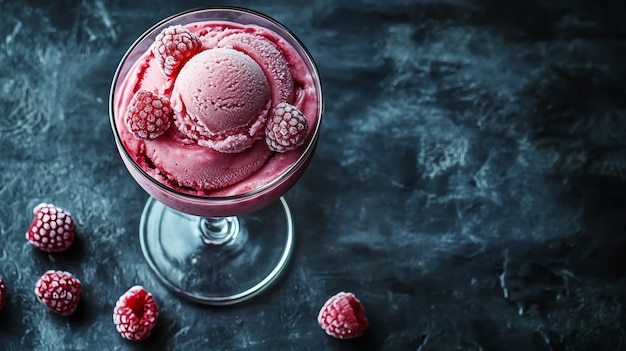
{"left": 1, "top": 0, "right": 626, "bottom": 350}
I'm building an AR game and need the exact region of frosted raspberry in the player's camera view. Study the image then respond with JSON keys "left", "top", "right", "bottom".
{"left": 124, "top": 90, "right": 172, "bottom": 140}
{"left": 113, "top": 286, "right": 159, "bottom": 341}
{"left": 265, "top": 102, "right": 308, "bottom": 152}
{"left": 317, "top": 292, "right": 368, "bottom": 339}
{"left": 25, "top": 203, "right": 75, "bottom": 253}
{"left": 35, "top": 270, "right": 82, "bottom": 316}
{"left": 0, "top": 275, "right": 6, "bottom": 311}
{"left": 152, "top": 25, "right": 203, "bottom": 77}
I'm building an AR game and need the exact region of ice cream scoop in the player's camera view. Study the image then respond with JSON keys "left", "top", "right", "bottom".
{"left": 217, "top": 32, "right": 294, "bottom": 104}
{"left": 171, "top": 48, "right": 271, "bottom": 153}
{"left": 143, "top": 131, "right": 272, "bottom": 192}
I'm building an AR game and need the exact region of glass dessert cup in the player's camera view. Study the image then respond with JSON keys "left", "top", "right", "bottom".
{"left": 109, "top": 7, "right": 323, "bottom": 305}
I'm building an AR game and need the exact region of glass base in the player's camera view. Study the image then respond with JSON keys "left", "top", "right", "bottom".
{"left": 139, "top": 197, "right": 294, "bottom": 305}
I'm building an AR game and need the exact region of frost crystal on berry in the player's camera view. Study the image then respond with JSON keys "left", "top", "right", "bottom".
{"left": 35, "top": 270, "right": 82, "bottom": 316}
{"left": 152, "top": 25, "right": 203, "bottom": 77}
{"left": 124, "top": 90, "right": 172, "bottom": 140}
{"left": 113, "top": 286, "right": 159, "bottom": 341}
{"left": 265, "top": 102, "right": 308, "bottom": 152}
{"left": 318, "top": 291, "right": 368, "bottom": 339}
{"left": 25, "top": 203, "right": 75, "bottom": 252}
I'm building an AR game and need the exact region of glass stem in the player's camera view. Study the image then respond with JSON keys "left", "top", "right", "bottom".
{"left": 199, "top": 217, "right": 240, "bottom": 245}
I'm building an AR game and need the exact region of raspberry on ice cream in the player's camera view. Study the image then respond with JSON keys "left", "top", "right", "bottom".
{"left": 35, "top": 270, "right": 82, "bottom": 316}
{"left": 25, "top": 203, "right": 75, "bottom": 253}
{"left": 113, "top": 286, "right": 159, "bottom": 341}
{"left": 318, "top": 292, "right": 369, "bottom": 339}
{"left": 265, "top": 102, "right": 308, "bottom": 152}
{"left": 152, "top": 25, "right": 203, "bottom": 77}
{"left": 124, "top": 90, "right": 172, "bottom": 140}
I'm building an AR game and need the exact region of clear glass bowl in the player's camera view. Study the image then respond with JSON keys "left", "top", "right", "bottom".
{"left": 109, "top": 7, "right": 323, "bottom": 305}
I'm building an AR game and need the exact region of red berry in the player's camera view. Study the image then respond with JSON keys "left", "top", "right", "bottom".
{"left": 317, "top": 292, "right": 368, "bottom": 339}
{"left": 124, "top": 90, "right": 172, "bottom": 140}
{"left": 35, "top": 270, "right": 82, "bottom": 316}
{"left": 265, "top": 102, "right": 308, "bottom": 152}
{"left": 113, "top": 286, "right": 159, "bottom": 341}
{"left": 0, "top": 275, "right": 6, "bottom": 311}
{"left": 152, "top": 25, "right": 203, "bottom": 77}
{"left": 25, "top": 203, "right": 75, "bottom": 253}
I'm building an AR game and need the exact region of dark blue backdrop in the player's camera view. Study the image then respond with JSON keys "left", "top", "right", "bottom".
{"left": 0, "top": 0, "right": 625, "bottom": 350}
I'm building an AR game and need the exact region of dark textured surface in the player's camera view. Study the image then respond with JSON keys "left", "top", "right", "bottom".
{"left": 1, "top": 0, "right": 626, "bottom": 350}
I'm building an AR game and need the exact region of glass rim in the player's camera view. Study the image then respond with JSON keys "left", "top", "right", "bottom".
{"left": 108, "top": 6, "right": 324, "bottom": 202}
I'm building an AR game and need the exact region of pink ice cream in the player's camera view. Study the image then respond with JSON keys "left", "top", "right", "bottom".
{"left": 171, "top": 48, "right": 271, "bottom": 153}
{"left": 114, "top": 20, "right": 319, "bottom": 197}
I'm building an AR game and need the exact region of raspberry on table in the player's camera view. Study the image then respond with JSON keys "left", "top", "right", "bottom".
{"left": 25, "top": 203, "right": 75, "bottom": 253}
{"left": 124, "top": 90, "right": 172, "bottom": 140}
{"left": 317, "top": 291, "right": 368, "bottom": 339}
{"left": 113, "top": 286, "right": 159, "bottom": 341}
{"left": 35, "top": 270, "right": 82, "bottom": 316}
{"left": 0, "top": 275, "right": 6, "bottom": 311}
{"left": 265, "top": 102, "right": 308, "bottom": 152}
{"left": 152, "top": 25, "right": 203, "bottom": 77}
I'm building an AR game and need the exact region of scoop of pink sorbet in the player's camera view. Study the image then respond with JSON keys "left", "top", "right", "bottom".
{"left": 171, "top": 48, "right": 271, "bottom": 153}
